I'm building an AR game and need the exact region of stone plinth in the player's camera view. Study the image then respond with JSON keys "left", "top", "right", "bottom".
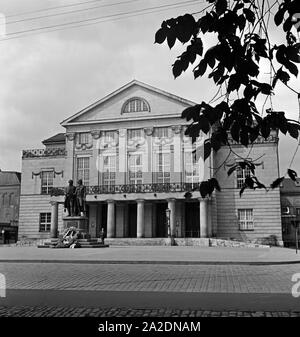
{"left": 62, "top": 216, "right": 88, "bottom": 234}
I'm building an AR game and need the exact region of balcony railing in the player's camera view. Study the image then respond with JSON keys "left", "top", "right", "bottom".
{"left": 22, "top": 148, "right": 67, "bottom": 158}
{"left": 50, "top": 182, "right": 200, "bottom": 196}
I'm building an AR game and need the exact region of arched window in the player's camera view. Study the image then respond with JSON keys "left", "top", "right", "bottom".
{"left": 122, "top": 97, "right": 150, "bottom": 113}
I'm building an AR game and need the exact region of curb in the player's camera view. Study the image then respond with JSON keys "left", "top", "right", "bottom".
{"left": 0, "top": 259, "right": 300, "bottom": 265}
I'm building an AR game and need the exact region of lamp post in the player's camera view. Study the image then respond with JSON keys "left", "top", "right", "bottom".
{"left": 292, "top": 220, "right": 299, "bottom": 254}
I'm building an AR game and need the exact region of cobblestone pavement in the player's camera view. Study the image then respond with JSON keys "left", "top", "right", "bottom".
{"left": 1, "top": 263, "right": 299, "bottom": 293}
{"left": 1, "top": 262, "right": 300, "bottom": 317}
{"left": 0, "top": 306, "right": 299, "bottom": 317}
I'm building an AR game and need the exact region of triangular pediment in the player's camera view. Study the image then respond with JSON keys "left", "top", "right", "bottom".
{"left": 61, "top": 80, "right": 196, "bottom": 125}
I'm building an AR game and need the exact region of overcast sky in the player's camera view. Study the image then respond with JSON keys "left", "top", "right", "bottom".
{"left": 0, "top": 0, "right": 299, "bottom": 176}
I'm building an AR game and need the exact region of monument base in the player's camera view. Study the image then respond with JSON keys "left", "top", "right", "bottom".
{"left": 62, "top": 216, "right": 88, "bottom": 235}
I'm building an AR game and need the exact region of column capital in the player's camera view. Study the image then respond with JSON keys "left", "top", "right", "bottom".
{"left": 118, "top": 128, "right": 127, "bottom": 137}
{"left": 50, "top": 200, "right": 59, "bottom": 206}
{"left": 144, "top": 127, "right": 153, "bottom": 136}
{"left": 167, "top": 198, "right": 176, "bottom": 203}
{"left": 66, "top": 132, "right": 75, "bottom": 141}
{"left": 171, "top": 125, "right": 182, "bottom": 134}
{"left": 136, "top": 199, "right": 145, "bottom": 203}
{"left": 91, "top": 130, "right": 101, "bottom": 139}
{"left": 106, "top": 199, "right": 115, "bottom": 204}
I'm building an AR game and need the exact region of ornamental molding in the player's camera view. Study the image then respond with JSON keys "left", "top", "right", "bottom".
{"left": 171, "top": 125, "right": 182, "bottom": 134}
{"left": 66, "top": 133, "right": 75, "bottom": 141}
{"left": 118, "top": 129, "right": 127, "bottom": 137}
{"left": 75, "top": 143, "right": 93, "bottom": 151}
{"left": 144, "top": 127, "right": 153, "bottom": 136}
{"left": 31, "top": 170, "right": 64, "bottom": 179}
{"left": 91, "top": 130, "right": 101, "bottom": 139}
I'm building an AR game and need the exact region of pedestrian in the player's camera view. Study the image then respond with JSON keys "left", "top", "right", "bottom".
{"left": 100, "top": 228, "right": 106, "bottom": 245}
{"left": 3, "top": 230, "right": 9, "bottom": 244}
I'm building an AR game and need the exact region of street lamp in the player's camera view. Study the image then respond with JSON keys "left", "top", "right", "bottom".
{"left": 165, "top": 208, "right": 171, "bottom": 239}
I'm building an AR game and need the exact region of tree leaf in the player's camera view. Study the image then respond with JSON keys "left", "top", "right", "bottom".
{"left": 210, "top": 177, "right": 221, "bottom": 191}
{"left": 243, "top": 8, "right": 255, "bottom": 24}
{"left": 204, "top": 139, "right": 211, "bottom": 161}
{"left": 216, "top": 0, "right": 227, "bottom": 15}
{"left": 274, "top": 6, "right": 286, "bottom": 26}
{"left": 155, "top": 27, "right": 167, "bottom": 44}
{"left": 172, "top": 60, "right": 183, "bottom": 78}
{"left": 270, "top": 176, "right": 284, "bottom": 189}
{"left": 227, "top": 165, "right": 237, "bottom": 176}
{"left": 199, "top": 115, "right": 210, "bottom": 134}
{"left": 287, "top": 122, "right": 300, "bottom": 139}
{"left": 200, "top": 181, "right": 210, "bottom": 198}
{"left": 288, "top": 169, "right": 298, "bottom": 181}
{"left": 194, "top": 59, "right": 207, "bottom": 78}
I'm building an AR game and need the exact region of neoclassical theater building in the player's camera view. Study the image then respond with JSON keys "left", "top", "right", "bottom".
{"left": 18, "top": 80, "right": 283, "bottom": 244}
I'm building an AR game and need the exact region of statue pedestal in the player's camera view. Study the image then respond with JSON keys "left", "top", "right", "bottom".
{"left": 62, "top": 216, "right": 88, "bottom": 235}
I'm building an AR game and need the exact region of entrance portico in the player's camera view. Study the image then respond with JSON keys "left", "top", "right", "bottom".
{"left": 79, "top": 197, "right": 211, "bottom": 239}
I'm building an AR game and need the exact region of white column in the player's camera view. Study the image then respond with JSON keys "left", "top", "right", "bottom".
{"left": 91, "top": 130, "right": 101, "bottom": 186}
{"left": 199, "top": 198, "right": 208, "bottom": 238}
{"left": 65, "top": 133, "right": 75, "bottom": 180}
{"left": 118, "top": 128, "right": 126, "bottom": 184}
{"left": 172, "top": 126, "right": 182, "bottom": 181}
{"left": 50, "top": 201, "right": 59, "bottom": 238}
{"left": 136, "top": 199, "right": 145, "bottom": 238}
{"left": 107, "top": 200, "right": 115, "bottom": 238}
{"left": 168, "top": 198, "right": 176, "bottom": 237}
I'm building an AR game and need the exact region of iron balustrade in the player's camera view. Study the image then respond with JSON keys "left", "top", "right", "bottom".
{"left": 49, "top": 182, "right": 201, "bottom": 196}
{"left": 22, "top": 148, "right": 67, "bottom": 158}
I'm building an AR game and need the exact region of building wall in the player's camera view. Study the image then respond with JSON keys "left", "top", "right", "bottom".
{"left": 19, "top": 156, "right": 66, "bottom": 239}
{"left": 0, "top": 184, "right": 20, "bottom": 226}
{"left": 214, "top": 139, "right": 282, "bottom": 244}
{"left": 18, "top": 83, "right": 283, "bottom": 243}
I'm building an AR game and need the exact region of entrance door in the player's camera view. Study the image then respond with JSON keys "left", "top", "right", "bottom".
{"left": 156, "top": 202, "right": 167, "bottom": 237}
{"left": 128, "top": 203, "right": 137, "bottom": 237}
{"left": 185, "top": 201, "right": 200, "bottom": 237}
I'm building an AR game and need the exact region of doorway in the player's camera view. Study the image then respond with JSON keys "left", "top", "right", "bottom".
{"left": 185, "top": 201, "right": 200, "bottom": 237}
{"left": 128, "top": 203, "right": 137, "bottom": 238}
{"left": 156, "top": 202, "right": 168, "bottom": 237}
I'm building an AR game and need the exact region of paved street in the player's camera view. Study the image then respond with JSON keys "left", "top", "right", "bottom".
{"left": 1, "top": 257, "right": 300, "bottom": 316}
{"left": 0, "top": 245, "right": 300, "bottom": 263}
{"left": 1, "top": 262, "right": 299, "bottom": 293}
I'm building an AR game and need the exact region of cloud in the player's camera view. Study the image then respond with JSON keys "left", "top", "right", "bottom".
{"left": 0, "top": 0, "right": 299, "bottom": 178}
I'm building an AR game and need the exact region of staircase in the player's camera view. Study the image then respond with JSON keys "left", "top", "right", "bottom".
{"left": 38, "top": 238, "right": 109, "bottom": 248}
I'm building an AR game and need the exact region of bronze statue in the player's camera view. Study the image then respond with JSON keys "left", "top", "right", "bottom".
{"left": 64, "top": 180, "right": 76, "bottom": 216}
{"left": 75, "top": 179, "right": 86, "bottom": 216}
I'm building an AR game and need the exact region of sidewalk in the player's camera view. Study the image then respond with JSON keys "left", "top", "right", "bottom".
{"left": 0, "top": 245, "right": 299, "bottom": 264}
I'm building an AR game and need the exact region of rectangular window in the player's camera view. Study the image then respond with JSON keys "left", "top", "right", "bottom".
{"left": 238, "top": 209, "right": 254, "bottom": 231}
{"left": 154, "top": 127, "right": 170, "bottom": 139}
{"left": 127, "top": 129, "right": 142, "bottom": 141}
{"left": 102, "top": 155, "right": 116, "bottom": 186}
{"left": 296, "top": 208, "right": 300, "bottom": 216}
{"left": 236, "top": 166, "right": 252, "bottom": 188}
{"left": 102, "top": 130, "right": 117, "bottom": 143}
{"left": 39, "top": 212, "right": 51, "bottom": 232}
{"left": 76, "top": 157, "right": 90, "bottom": 186}
{"left": 41, "top": 171, "right": 54, "bottom": 194}
{"left": 184, "top": 151, "right": 200, "bottom": 184}
{"left": 77, "top": 132, "right": 90, "bottom": 145}
{"left": 155, "top": 152, "right": 170, "bottom": 184}
{"left": 128, "top": 153, "right": 143, "bottom": 185}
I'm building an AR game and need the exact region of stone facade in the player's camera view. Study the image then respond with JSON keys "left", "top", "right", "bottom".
{"left": 18, "top": 80, "right": 283, "bottom": 245}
